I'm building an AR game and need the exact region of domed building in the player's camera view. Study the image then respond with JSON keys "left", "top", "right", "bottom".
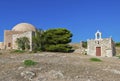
{"left": 3, "top": 23, "right": 36, "bottom": 51}
{"left": 12, "top": 23, "right": 36, "bottom": 32}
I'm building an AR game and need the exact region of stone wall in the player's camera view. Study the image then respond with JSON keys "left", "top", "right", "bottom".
{"left": 4, "top": 30, "right": 24, "bottom": 49}
{"left": 0, "top": 42, "right": 4, "bottom": 49}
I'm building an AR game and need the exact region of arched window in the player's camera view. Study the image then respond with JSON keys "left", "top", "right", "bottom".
{"left": 8, "top": 43, "right": 11, "bottom": 47}
{"left": 95, "top": 30, "right": 102, "bottom": 40}
{"left": 97, "top": 33, "right": 100, "bottom": 39}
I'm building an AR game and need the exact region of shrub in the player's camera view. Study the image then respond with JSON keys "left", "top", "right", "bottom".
{"left": 90, "top": 58, "right": 102, "bottom": 62}
{"left": 24, "top": 60, "right": 37, "bottom": 66}
{"left": 115, "top": 42, "right": 120, "bottom": 47}
{"left": 16, "top": 37, "right": 30, "bottom": 50}
{"left": 45, "top": 44, "right": 72, "bottom": 52}
{"left": 82, "top": 41, "right": 87, "bottom": 48}
{"left": 11, "top": 50, "right": 25, "bottom": 53}
{"left": 117, "top": 56, "right": 120, "bottom": 59}
{"left": 0, "top": 52, "right": 2, "bottom": 55}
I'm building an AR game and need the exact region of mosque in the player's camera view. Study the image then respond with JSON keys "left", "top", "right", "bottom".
{"left": 0, "top": 23, "right": 36, "bottom": 51}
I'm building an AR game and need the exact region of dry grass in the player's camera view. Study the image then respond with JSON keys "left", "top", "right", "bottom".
{"left": 0, "top": 46, "right": 120, "bottom": 81}
{"left": 0, "top": 51, "right": 120, "bottom": 81}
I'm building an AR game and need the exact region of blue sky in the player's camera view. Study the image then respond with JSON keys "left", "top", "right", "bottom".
{"left": 0, "top": 0, "right": 120, "bottom": 42}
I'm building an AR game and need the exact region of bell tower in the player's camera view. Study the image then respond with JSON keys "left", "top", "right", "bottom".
{"left": 95, "top": 30, "right": 102, "bottom": 40}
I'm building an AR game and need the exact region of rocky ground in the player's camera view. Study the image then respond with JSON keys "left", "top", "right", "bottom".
{"left": 0, "top": 51, "right": 120, "bottom": 81}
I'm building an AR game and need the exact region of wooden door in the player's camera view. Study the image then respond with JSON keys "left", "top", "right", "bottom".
{"left": 96, "top": 47, "right": 101, "bottom": 56}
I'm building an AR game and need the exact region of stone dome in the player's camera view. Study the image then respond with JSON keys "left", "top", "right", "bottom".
{"left": 12, "top": 23, "right": 36, "bottom": 32}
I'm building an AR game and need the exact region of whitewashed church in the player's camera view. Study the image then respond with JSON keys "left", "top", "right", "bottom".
{"left": 87, "top": 30, "right": 116, "bottom": 57}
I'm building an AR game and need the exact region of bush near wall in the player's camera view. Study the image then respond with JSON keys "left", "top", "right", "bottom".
{"left": 45, "top": 44, "right": 72, "bottom": 52}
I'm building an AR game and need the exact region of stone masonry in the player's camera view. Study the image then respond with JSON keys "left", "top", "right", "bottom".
{"left": 87, "top": 30, "right": 116, "bottom": 57}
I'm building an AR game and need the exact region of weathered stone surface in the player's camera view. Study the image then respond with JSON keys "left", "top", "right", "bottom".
{"left": 74, "top": 48, "right": 86, "bottom": 54}
{"left": 87, "top": 31, "right": 116, "bottom": 57}
{"left": 0, "top": 52, "right": 120, "bottom": 81}
{"left": 21, "top": 71, "right": 36, "bottom": 80}
{"left": 103, "top": 69, "right": 120, "bottom": 74}
{"left": 49, "top": 70, "right": 64, "bottom": 79}
{"left": 18, "top": 66, "right": 24, "bottom": 70}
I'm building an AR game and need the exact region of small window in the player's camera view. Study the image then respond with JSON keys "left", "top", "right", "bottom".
{"left": 8, "top": 43, "right": 11, "bottom": 47}
{"left": 98, "top": 41, "right": 99, "bottom": 44}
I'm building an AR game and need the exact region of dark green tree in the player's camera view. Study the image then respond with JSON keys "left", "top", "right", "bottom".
{"left": 32, "top": 29, "right": 45, "bottom": 51}
{"left": 43, "top": 28, "right": 73, "bottom": 52}
{"left": 82, "top": 41, "right": 87, "bottom": 48}
{"left": 115, "top": 42, "right": 120, "bottom": 47}
{"left": 16, "top": 37, "right": 30, "bottom": 50}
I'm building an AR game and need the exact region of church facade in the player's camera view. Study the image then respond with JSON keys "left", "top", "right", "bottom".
{"left": 87, "top": 30, "right": 116, "bottom": 57}
{"left": 0, "top": 23, "right": 36, "bottom": 51}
